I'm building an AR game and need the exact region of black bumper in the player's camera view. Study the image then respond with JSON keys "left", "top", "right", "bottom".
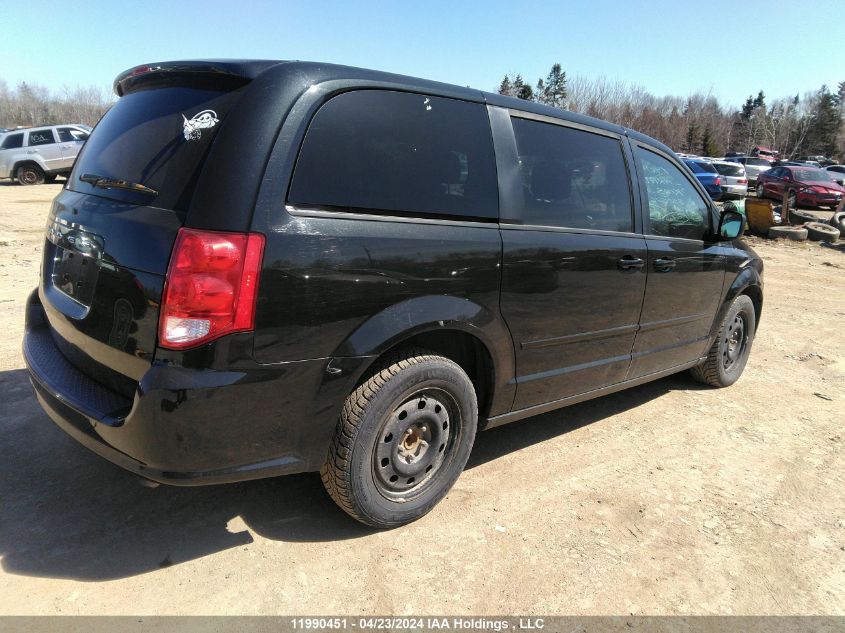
{"left": 23, "top": 291, "right": 361, "bottom": 486}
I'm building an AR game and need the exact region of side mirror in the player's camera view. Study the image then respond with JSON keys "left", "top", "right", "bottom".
{"left": 718, "top": 207, "right": 744, "bottom": 240}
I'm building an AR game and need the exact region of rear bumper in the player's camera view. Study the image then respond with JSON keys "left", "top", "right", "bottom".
{"left": 23, "top": 290, "right": 362, "bottom": 485}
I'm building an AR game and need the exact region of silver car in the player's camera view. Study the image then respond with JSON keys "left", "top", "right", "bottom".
{"left": 0, "top": 124, "right": 90, "bottom": 185}
{"left": 729, "top": 156, "right": 771, "bottom": 187}
{"left": 711, "top": 160, "right": 748, "bottom": 199}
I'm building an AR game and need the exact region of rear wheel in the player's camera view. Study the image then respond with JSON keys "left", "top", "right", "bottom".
{"left": 16, "top": 164, "right": 44, "bottom": 186}
{"left": 321, "top": 349, "right": 478, "bottom": 528}
{"left": 691, "top": 295, "right": 755, "bottom": 388}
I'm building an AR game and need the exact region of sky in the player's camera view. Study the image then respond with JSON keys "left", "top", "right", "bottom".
{"left": 1, "top": 0, "right": 843, "bottom": 108}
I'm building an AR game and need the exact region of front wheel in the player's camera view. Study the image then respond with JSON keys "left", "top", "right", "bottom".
{"left": 321, "top": 349, "right": 478, "bottom": 528}
{"left": 16, "top": 164, "right": 45, "bottom": 185}
{"left": 788, "top": 190, "right": 797, "bottom": 210}
{"left": 756, "top": 183, "right": 765, "bottom": 197}
{"left": 690, "top": 295, "right": 756, "bottom": 387}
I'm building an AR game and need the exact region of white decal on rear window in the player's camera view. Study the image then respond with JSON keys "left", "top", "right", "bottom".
{"left": 182, "top": 110, "right": 219, "bottom": 141}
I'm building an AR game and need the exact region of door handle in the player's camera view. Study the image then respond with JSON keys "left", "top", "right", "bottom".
{"left": 617, "top": 256, "right": 645, "bottom": 271}
{"left": 654, "top": 257, "right": 676, "bottom": 272}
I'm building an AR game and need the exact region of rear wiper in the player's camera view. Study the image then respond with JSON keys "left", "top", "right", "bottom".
{"left": 80, "top": 173, "right": 158, "bottom": 197}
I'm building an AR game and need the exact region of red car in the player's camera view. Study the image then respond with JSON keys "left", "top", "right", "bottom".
{"left": 756, "top": 165, "right": 845, "bottom": 209}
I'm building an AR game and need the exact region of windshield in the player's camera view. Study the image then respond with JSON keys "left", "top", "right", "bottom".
{"left": 69, "top": 84, "right": 243, "bottom": 213}
{"left": 791, "top": 168, "right": 835, "bottom": 183}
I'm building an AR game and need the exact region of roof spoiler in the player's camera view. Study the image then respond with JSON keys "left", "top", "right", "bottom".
{"left": 113, "top": 59, "right": 285, "bottom": 96}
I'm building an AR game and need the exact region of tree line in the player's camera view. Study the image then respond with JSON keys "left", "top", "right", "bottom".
{"left": 2, "top": 69, "right": 843, "bottom": 162}
{"left": 499, "top": 64, "right": 845, "bottom": 161}
{"left": 0, "top": 80, "right": 111, "bottom": 129}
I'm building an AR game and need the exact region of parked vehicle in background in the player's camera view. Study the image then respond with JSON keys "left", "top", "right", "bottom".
{"left": 824, "top": 165, "right": 845, "bottom": 186}
{"left": 726, "top": 156, "right": 771, "bottom": 186}
{"left": 0, "top": 124, "right": 90, "bottom": 185}
{"left": 682, "top": 158, "right": 723, "bottom": 200}
{"left": 23, "top": 59, "right": 760, "bottom": 528}
{"left": 750, "top": 146, "right": 778, "bottom": 162}
{"left": 724, "top": 152, "right": 745, "bottom": 159}
{"left": 803, "top": 155, "right": 835, "bottom": 167}
{"left": 756, "top": 165, "right": 845, "bottom": 209}
{"left": 711, "top": 160, "right": 748, "bottom": 199}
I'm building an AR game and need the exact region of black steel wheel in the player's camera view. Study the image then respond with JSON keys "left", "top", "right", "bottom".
{"left": 16, "top": 164, "right": 45, "bottom": 186}
{"left": 691, "top": 294, "right": 756, "bottom": 387}
{"left": 722, "top": 312, "right": 746, "bottom": 372}
{"left": 322, "top": 349, "right": 477, "bottom": 528}
{"left": 373, "top": 389, "right": 457, "bottom": 498}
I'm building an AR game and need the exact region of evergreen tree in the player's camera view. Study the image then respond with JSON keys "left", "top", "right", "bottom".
{"left": 517, "top": 82, "right": 534, "bottom": 101}
{"left": 512, "top": 75, "right": 525, "bottom": 99}
{"left": 498, "top": 75, "right": 512, "bottom": 97}
{"left": 805, "top": 85, "right": 842, "bottom": 157}
{"left": 685, "top": 121, "right": 700, "bottom": 153}
{"left": 701, "top": 126, "right": 718, "bottom": 156}
{"left": 544, "top": 63, "right": 567, "bottom": 108}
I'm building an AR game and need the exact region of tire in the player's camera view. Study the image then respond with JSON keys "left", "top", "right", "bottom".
{"left": 690, "top": 295, "right": 756, "bottom": 388}
{"left": 787, "top": 190, "right": 797, "bottom": 211}
{"left": 805, "top": 221, "right": 840, "bottom": 242}
{"left": 768, "top": 225, "right": 808, "bottom": 240}
{"left": 756, "top": 183, "right": 765, "bottom": 198}
{"left": 16, "top": 163, "right": 45, "bottom": 186}
{"left": 788, "top": 208, "right": 816, "bottom": 225}
{"left": 321, "top": 349, "right": 478, "bottom": 528}
{"left": 830, "top": 211, "right": 845, "bottom": 235}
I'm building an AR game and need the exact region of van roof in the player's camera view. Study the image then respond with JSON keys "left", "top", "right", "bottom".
{"left": 115, "top": 59, "right": 672, "bottom": 155}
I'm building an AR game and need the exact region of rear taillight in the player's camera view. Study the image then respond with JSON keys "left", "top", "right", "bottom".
{"left": 739, "top": 178, "right": 748, "bottom": 184}
{"left": 159, "top": 228, "right": 265, "bottom": 350}
{"left": 714, "top": 177, "right": 722, "bottom": 186}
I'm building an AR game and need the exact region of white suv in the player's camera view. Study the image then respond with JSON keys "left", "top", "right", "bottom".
{"left": 0, "top": 124, "right": 90, "bottom": 185}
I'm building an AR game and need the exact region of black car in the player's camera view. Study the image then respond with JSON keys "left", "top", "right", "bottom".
{"left": 23, "top": 60, "right": 762, "bottom": 528}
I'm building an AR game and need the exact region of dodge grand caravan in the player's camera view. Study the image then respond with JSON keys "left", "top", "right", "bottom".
{"left": 23, "top": 60, "right": 762, "bottom": 528}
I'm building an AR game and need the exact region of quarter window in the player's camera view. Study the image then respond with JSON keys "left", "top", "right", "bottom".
{"left": 636, "top": 148, "right": 711, "bottom": 241}
{"left": 510, "top": 117, "right": 633, "bottom": 231}
{"left": 1, "top": 133, "right": 24, "bottom": 149}
{"left": 27, "top": 129, "right": 55, "bottom": 146}
{"left": 288, "top": 90, "right": 498, "bottom": 220}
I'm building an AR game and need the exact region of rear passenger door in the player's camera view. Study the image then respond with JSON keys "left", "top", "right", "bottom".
{"left": 627, "top": 144, "right": 726, "bottom": 379}
{"left": 493, "top": 109, "right": 648, "bottom": 410}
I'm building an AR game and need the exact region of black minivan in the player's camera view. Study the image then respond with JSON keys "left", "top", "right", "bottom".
{"left": 24, "top": 60, "right": 762, "bottom": 528}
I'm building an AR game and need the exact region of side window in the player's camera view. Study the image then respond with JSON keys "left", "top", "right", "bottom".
{"left": 288, "top": 90, "right": 498, "bottom": 220}
{"left": 636, "top": 147, "right": 711, "bottom": 241}
{"left": 1, "top": 133, "right": 24, "bottom": 150}
{"left": 510, "top": 117, "right": 633, "bottom": 232}
{"left": 57, "top": 127, "right": 86, "bottom": 143}
{"left": 27, "top": 129, "right": 56, "bottom": 146}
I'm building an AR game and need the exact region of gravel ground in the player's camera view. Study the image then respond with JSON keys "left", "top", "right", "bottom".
{"left": 0, "top": 183, "right": 843, "bottom": 615}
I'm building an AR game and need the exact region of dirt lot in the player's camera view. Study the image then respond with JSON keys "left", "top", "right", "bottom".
{"left": 0, "top": 183, "right": 843, "bottom": 615}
